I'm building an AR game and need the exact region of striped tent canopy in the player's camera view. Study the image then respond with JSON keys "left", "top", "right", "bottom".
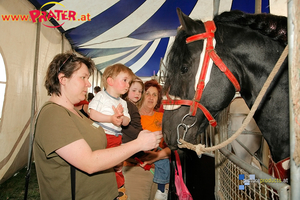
{"left": 28, "top": 0, "right": 286, "bottom": 77}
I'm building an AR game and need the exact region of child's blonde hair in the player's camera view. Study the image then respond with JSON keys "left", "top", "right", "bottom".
{"left": 102, "top": 63, "right": 135, "bottom": 89}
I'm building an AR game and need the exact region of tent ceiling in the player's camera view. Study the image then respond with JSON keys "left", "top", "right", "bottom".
{"left": 28, "top": 0, "right": 275, "bottom": 77}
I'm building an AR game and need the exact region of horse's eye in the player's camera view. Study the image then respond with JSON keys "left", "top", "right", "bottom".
{"left": 181, "top": 66, "right": 188, "bottom": 74}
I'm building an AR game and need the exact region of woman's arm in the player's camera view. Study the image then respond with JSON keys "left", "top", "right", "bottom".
{"left": 140, "top": 147, "right": 171, "bottom": 166}
{"left": 56, "top": 130, "right": 162, "bottom": 174}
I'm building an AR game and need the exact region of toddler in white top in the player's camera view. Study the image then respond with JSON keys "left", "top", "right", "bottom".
{"left": 89, "top": 63, "right": 135, "bottom": 194}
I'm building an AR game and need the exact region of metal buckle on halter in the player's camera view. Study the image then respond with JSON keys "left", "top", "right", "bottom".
{"left": 176, "top": 114, "right": 197, "bottom": 144}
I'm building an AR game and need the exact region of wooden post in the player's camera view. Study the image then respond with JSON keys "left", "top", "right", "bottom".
{"left": 255, "top": 0, "right": 262, "bottom": 14}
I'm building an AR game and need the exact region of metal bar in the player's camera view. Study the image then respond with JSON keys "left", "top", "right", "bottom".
{"left": 229, "top": 113, "right": 248, "bottom": 117}
{"left": 229, "top": 130, "right": 262, "bottom": 135}
{"left": 235, "top": 139, "right": 268, "bottom": 169}
{"left": 220, "top": 148, "right": 290, "bottom": 192}
{"left": 279, "top": 184, "right": 291, "bottom": 200}
{"left": 215, "top": 130, "right": 220, "bottom": 200}
{"left": 288, "top": 0, "right": 300, "bottom": 199}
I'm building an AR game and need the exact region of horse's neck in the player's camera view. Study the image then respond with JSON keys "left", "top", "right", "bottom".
{"left": 214, "top": 25, "right": 289, "bottom": 162}
{"left": 215, "top": 29, "right": 283, "bottom": 106}
{"left": 240, "top": 64, "right": 289, "bottom": 163}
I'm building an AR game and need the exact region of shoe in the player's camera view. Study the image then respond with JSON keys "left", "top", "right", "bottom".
{"left": 154, "top": 189, "right": 168, "bottom": 200}
{"left": 117, "top": 186, "right": 128, "bottom": 200}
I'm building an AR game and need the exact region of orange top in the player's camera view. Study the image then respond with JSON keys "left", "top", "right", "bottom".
{"left": 140, "top": 111, "right": 166, "bottom": 149}
{"left": 124, "top": 111, "right": 166, "bottom": 167}
{"left": 140, "top": 112, "right": 162, "bottom": 131}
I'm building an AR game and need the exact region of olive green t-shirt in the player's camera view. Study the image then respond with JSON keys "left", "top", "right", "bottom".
{"left": 33, "top": 102, "right": 118, "bottom": 200}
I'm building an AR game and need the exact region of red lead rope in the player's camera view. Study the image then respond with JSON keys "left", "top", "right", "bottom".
{"left": 162, "top": 21, "right": 240, "bottom": 127}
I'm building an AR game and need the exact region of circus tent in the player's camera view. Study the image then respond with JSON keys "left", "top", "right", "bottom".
{"left": 27, "top": 0, "right": 286, "bottom": 77}
{"left": 0, "top": 0, "right": 288, "bottom": 184}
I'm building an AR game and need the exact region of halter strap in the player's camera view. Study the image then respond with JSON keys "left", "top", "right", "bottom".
{"left": 186, "top": 21, "right": 241, "bottom": 92}
{"left": 162, "top": 21, "right": 240, "bottom": 127}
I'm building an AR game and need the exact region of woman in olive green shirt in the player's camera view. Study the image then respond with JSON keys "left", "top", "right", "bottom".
{"left": 33, "top": 52, "right": 162, "bottom": 200}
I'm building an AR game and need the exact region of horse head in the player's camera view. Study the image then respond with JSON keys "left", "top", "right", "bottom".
{"left": 162, "top": 8, "right": 290, "bottom": 165}
{"left": 162, "top": 8, "right": 237, "bottom": 150}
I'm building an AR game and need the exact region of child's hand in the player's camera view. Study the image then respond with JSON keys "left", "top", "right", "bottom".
{"left": 115, "top": 103, "right": 124, "bottom": 115}
{"left": 113, "top": 104, "right": 124, "bottom": 117}
{"left": 111, "top": 115, "right": 123, "bottom": 126}
{"left": 111, "top": 104, "right": 124, "bottom": 126}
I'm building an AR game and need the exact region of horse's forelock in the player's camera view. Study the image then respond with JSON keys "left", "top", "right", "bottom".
{"left": 164, "top": 30, "right": 193, "bottom": 98}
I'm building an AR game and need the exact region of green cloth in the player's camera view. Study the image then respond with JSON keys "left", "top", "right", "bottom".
{"left": 33, "top": 101, "right": 118, "bottom": 200}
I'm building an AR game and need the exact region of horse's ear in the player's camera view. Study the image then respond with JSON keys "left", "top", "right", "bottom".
{"left": 176, "top": 7, "right": 199, "bottom": 33}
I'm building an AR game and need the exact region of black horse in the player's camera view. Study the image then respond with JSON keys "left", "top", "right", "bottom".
{"left": 162, "top": 8, "right": 289, "bottom": 199}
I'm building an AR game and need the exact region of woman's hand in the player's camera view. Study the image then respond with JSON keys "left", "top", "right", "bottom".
{"left": 136, "top": 130, "right": 162, "bottom": 151}
{"left": 140, "top": 151, "right": 159, "bottom": 166}
{"left": 140, "top": 147, "right": 171, "bottom": 166}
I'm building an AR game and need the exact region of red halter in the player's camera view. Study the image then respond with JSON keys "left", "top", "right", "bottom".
{"left": 162, "top": 21, "right": 241, "bottom": 127}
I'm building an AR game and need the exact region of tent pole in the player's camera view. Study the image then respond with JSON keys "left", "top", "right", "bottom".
{"left": 213, "top": 0, "right": 220, "bottom": 16}
{"left": 255, "top": 0, "right": 262, "bottom": 13}
{"left": 288, "top": 0, "right": 300, "bottom": 199}
{"left": 62, "top": 33, "right": 65, "bottom": 53}
{"left": 24, "top": 20, "right": 40, "bottom": 200}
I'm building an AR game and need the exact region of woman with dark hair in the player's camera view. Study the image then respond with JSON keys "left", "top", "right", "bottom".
{"left": 33, "top": 52, "right": 162, "bottom": 200}
{"left": 140, "top": 79, "right": 163, "bottom": 111}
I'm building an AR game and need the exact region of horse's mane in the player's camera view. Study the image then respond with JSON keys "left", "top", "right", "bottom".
{"left": 213, "top": 10, "right": 287, "bottom": 46}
